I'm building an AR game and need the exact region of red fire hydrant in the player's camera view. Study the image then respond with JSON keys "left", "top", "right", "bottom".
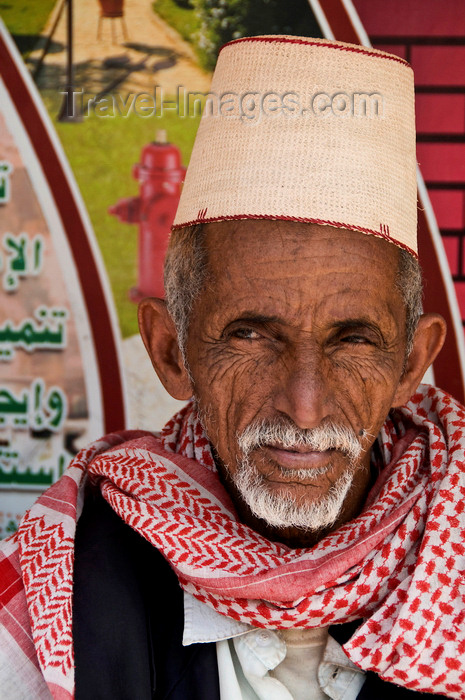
{"left": 109, "top": 130, "right": 185, "bottom": 301}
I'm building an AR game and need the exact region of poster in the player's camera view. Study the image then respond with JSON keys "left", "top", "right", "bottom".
{"left": 0, "top": 20, "right": 126, "bottom": 534}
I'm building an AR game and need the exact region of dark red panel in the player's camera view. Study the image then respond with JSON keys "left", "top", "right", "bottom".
{"left": 354, "top": 0, "right": 465, "bottom": 36}
{"left": 442, "top": 236, "right": 460, "bottom": 277}
{"left": 411, "top": 47, "right": 465, "bottom": 86}
{"left": 416, "top": 94, "right": 465, "bottom": 134}
{"left": 428, "top": 191, "right": 464, "bottom": 230}
{"left": 317, "top": 0, "right": 360, "bottom": 43}
{"left": 417, "top": 144, "right": 465, "bottom": 182}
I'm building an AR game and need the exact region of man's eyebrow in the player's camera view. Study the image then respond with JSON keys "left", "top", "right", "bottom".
{"left": 226, "top": 316, "right": 388, "bottom": 332}
{"left": 221, "top": 313, "right": 285, "bottom": 333}
{"left": 331, "top": 318, "right": 387, "bottom": 339}
{"left": 226, "top": 313, "right": 284, "bottom": 325}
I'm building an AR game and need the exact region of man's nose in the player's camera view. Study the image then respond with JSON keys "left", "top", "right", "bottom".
{"left": 272, "top": 351, "right": 333, "bottom": 430}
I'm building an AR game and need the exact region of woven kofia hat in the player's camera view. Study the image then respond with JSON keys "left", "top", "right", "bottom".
{"left": 173, "top": 36, "right": 417, "bottom": 256}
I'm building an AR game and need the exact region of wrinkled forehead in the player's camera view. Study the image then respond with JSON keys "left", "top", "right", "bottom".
{"left": 197, "top": 219, "right": 404, "bottom": 324}
{"left": 203, "top": 219, "right": 400, "bottom": 283}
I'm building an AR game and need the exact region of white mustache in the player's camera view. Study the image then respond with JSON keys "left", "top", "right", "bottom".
{"left": 237, "top": 418, "right": 363, "bottom": 463}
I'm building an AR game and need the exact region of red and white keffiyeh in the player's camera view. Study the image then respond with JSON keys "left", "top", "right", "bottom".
{"left": 1, "top": 384, "right": 465, "bottom": 699}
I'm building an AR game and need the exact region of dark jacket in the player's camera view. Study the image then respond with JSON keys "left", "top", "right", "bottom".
{"left": 73, "top": 492, "right": 448, "bottom": 700}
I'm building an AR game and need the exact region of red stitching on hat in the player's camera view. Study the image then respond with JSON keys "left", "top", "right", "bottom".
{"left": 172, "top": 213, "right": 418, "bottom": 258}
{"left": 380, "top": 223, "right": 391, "bottom": 237}
{"left": 220, "top": 36, "right": 411, "bottom": 68}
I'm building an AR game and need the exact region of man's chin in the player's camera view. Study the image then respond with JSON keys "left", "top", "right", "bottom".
{"left": 233, "top": 463, "right": 355, "bottom": 532}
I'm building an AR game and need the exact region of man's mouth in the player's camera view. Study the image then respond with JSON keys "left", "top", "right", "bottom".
{"left": 262, "top": 443, "right": 336, "bottom": 469}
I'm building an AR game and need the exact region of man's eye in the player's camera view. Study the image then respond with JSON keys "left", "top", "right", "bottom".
{"left": 341, "top": 334, "right": 372, "bottom": 345}
{"left": 231, "top": 327, "right": 261, "bottom": 340}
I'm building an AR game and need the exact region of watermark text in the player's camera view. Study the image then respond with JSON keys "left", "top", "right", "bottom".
{"left": 63, "top": 86, "right": 385, "bottom": 123}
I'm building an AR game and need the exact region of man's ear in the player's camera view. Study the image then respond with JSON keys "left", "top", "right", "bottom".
{"left": 392, "top": 312, "right": 447, "bottom": 407}
{"left": 138, "top": 297, "right": 193, "bottom": 400}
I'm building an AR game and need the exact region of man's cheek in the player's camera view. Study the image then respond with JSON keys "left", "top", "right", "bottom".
{"left": 197, "top": 348, "right": 271, "bottom": 389}
{"left": 332, "top": 354, "right": 400, "bottom": 409}
{"left": 196, "top": 359, "right": 271, "bottom": 457}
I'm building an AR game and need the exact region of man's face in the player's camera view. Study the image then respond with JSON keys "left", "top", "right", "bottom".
{"left": 184, "top": 220, "right": 408, "bottom": 537}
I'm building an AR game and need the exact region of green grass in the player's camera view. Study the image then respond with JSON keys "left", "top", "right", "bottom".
{"left": 41, "top": 90, "right": 201, "bottom": 338}
{"left": 152, "top": 0, "right": 200, "bottom": 44}
{"left": 0, "top": 0, "right": 57, "bottom": 54}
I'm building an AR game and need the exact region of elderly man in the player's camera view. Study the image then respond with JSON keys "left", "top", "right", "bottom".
{"left": 1, "top": 35, "right": 465, "bottom": 700}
